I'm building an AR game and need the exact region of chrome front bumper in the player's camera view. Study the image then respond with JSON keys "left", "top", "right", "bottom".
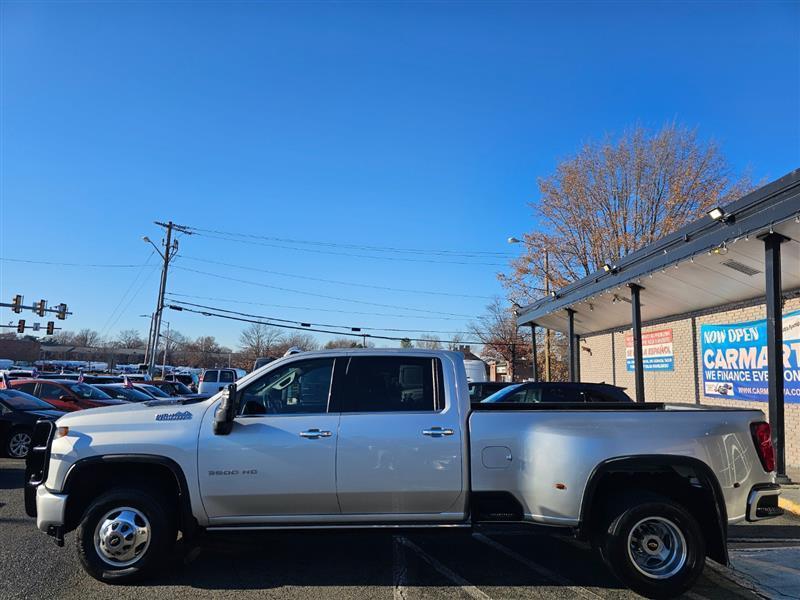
{"left": 35, "top": 485, "right": 68, "bottom": 533}
{"left": 747, "top": 483, "right": 783, "bottom": 521}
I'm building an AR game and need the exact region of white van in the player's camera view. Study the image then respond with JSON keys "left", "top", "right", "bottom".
{"left": 463, "top": 359, "right": 487, "bottom": 383}
{"left": 198, "top": 368, "right": 247, "bottom": 394}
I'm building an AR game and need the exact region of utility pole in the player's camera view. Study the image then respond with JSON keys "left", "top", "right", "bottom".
{"left": 144, "top": 221, "right": 191, "bottom": 376}
{"left": 161, "top": 321, "right": 171, "bottom": 378}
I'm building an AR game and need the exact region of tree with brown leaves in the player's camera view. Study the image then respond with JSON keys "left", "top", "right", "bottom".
{"left": 500, "top": 124, "right": 752, "bottom": 303}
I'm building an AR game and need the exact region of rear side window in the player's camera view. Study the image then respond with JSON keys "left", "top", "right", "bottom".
{"left": 203, "top": 370, "right": 218, "bottom": 383}
{"left": 15, "top": 382, "right": 37, "bottom": 395}
{"left": 219, "top": 370, "right": 235, "bottom": 383}
{"left": 337, "top": 357, "right": 440, "bottom": 413}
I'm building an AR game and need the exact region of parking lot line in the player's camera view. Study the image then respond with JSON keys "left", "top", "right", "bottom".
{"left": 396, "top": 536, "right": 493, "bottom": 600}
{"left": 471, "top": 533, "right": 603, "bottom": 600}
{"left": 392, "top": 536, "right": 409, "bottom": 600}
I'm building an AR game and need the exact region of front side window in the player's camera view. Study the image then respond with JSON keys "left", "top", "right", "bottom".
{"left": 238, "top": 358, "right": 334, "bottom": 416}
{"left": 39, "top": 383, "right": 66, "bottom": 400}
{"left": 68, "top": 383, "right": 112, "bottom": 400}
{"left": 338, "top": 357, "right": 438, "bottom": 413}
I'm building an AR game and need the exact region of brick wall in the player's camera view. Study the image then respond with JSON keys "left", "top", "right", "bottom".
{"left": 580, "top": 297, "right": 800, "bottom": 468}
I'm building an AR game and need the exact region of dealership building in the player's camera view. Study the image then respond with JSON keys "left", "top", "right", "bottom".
{"left": 517, "top": 170, "right": 800, "bottom": 476}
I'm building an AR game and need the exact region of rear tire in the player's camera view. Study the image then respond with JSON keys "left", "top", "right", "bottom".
{"left": 76, "top": 487, "right": 177, "bottom": 583}
{"left": 5, "top": 427, "right": 32, "bottom": 458}
{"left": 600, "top": 498, "right": 705, "bottom": 599}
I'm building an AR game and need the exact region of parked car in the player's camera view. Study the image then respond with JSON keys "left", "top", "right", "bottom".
{"left": 468, "top": 381, "right": 515, "bottom": 402}
{"left": 253, "top": 357, "right": 276, "bottom": 371}
{"left": 481, "top": 381, "right": 633, "bottom": 404}
{"left": 27, "top": 349, "right": 782, "bottom": 597}
{"left": 9, "top": 379, "right": 126, "bottom": 412}
{"left": 150, "top": 380, "right": 211, "bottom": 400}
{"left": 162, "top": 372, "right": 199, "bottom": 392}
{"left": 133, "top": 383, "right": 174, "bottom": 399}
{"left": 198, "top": 368, "right": 246, "bottom": 395}
{"left": 462, "top": 359, "right": 487, "bottom": 382}
{"left": 92, "top": 384, "right": 154, "bottom": 403}
{"left": 0, "top": 389, "right": 64, "bottom": 458}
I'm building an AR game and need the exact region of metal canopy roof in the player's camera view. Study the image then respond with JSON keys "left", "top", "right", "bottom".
{"left": 517, "top": 169, "right": 800, "bottom": 336}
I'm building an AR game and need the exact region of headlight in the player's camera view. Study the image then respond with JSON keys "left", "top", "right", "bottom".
{"left": 54, "top": 426, "right": 69, "bottom": 439}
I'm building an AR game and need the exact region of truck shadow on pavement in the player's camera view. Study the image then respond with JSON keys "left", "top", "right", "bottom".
{"left": 137, "top": 530, "right": 624, "bottom": 592}
{"left": 0, "top": 463, "right": 25, "bottom": 490}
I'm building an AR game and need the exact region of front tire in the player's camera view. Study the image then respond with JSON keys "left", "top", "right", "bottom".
{"left": 76, "top": 487, "right": 177, "bottom": 583}
{"left": 5, "top": 427, "right": 32, "bottom": 458}
{"left": 600, "top": 498, "right": 705, "bottom": 599}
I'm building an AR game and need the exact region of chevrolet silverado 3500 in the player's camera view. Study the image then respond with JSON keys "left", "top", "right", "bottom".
{"left": 25, "top": 350, "right": 782, "bottom": 598}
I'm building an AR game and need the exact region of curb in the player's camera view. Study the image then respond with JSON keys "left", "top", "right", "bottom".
{"left": 779, "top": 497, "right": 800, "bottom": 518}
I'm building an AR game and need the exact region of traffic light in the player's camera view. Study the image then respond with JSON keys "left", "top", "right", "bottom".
{"left": 11, "top": 295, "right": 23, "bottom": 313}
{"left": 17, "top": 319, "right": 25, "bottom": 333}
{"left": 34, "top": 299, "right": 47, "bottom": 317}
{"left": 56, "top": 303, "right": 68, "bottom": 320}
{"left": 46, "top": 321, "right": 55, "bottom": 335}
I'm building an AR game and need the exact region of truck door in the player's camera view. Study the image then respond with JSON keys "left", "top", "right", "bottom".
{"left": 198, "top": 357, "right": 340, "bottom": 521}
{"left": 333, "top": 355, "right": 464, "bottom": 518}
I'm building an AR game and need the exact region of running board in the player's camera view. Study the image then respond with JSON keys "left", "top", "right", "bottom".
{"left": 207, "top": 523, "right": 472, "bottom": 532}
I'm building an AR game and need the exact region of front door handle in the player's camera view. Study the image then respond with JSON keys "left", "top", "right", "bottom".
{"left": 299, "top": 428, "right": 332, "bottom": 439}
{"left": 422, "top": 427, "right": 454, "bottom": 437}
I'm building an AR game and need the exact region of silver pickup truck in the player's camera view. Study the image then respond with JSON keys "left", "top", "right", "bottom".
{"left": 25, "top": 349, "right": 782, "bottom": 598}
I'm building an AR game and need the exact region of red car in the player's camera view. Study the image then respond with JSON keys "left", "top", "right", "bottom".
{"left": 9, "top": 379, "right": 126, "bottom": 412}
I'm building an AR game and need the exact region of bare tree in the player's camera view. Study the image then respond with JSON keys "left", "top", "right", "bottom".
{"left": 324, "top": 337, "right": 372, "bottom": 349}
{"left": 399, "top": 338, "right": 413, "bottom": 349}
{"left": 275, "top": 333, "right": 318, "bottom": 355}
{"left": 446, "top": 333, "right": 465, "bottom": 351}
{"left": 114, "top": 329, "right": 144, "bottom": 349}
{"left": 417, "top": 334, "right": 442, "bottom": 350}
{"left": 468, "top": 299, "right": 530, "bottom": 381}
{"left": 500, "top": 123, "right": 753, "bottom": 303}
{"left": 238, "top": 323, "right": 284, "bottom": 363}
{"left": 71, "top": 329, "right": 103, "bottom": 347}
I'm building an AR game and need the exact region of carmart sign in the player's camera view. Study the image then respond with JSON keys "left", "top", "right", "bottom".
{"left": 701, "top": 310, "right": 800, "bottom": 402}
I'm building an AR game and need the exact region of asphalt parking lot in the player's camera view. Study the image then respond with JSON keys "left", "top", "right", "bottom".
{"left": 0, "top": 458, "right": 769, "bottom": 600}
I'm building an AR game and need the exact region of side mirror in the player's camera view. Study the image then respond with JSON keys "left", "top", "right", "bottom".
{"left": 213, "top": 383, "right": 237, "bottom": 436}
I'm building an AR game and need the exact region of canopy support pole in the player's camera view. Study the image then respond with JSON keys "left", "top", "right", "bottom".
{"left": 762, "top": 232, "right": 792, "bottom": 483}
{"left": 629, "top": 283, "right": 645, "bottom": 403}
{"left": 530, "top": 323, "right": 538, "bottom": 382}
{"left": 566, "top": 308, "right": 576, "bottom": 382}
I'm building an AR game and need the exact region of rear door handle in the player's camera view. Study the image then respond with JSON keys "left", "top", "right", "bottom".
{"left": 299, "top": 428, "right": 332, "bottom": 439}
{"left": 422, "top": 427, "right": 454, "bottom": 437}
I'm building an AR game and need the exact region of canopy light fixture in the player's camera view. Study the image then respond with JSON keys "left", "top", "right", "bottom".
{"left": 602, "top": 263, "right": 618, "bottom": 273}
{"left": 707, "top": 206, "right": 735, "bottom": 224}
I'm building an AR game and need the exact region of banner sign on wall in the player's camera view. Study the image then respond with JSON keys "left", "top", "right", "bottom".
{"left": 626, "top": 329, "right": 674, "bottom": 371}
{"left": 701, "top": 309, "right": 800, "bottom": 403}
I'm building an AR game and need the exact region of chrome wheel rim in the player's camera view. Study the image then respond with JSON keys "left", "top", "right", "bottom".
{"left": 627, "top": 516, "right": 687, "bottom": 579}
{"left": 8, "top": 432, "right": 32, "bottom": 458}
{"left": 94, "top": 506, "right": 151, "bottom": 567}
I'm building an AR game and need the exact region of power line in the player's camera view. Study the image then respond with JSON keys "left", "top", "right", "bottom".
{"left": 168, "top": 303, "right": 498, "bottom": 346}
{"left": 98, "top": 251, "right": 157, "bottom": 338}
{"left": 189, "top": 231, "right": 509, "bottom": 267}
{"left": 166, "top": 292, "right": 471, "bottom": 322}
{"left": 184, "top": 225, "right": 516, "bottom": 258}
{"left": 168, "top": 299, "right": 475, "bottom": 336}
{"left": 171, "top": 266, "right": 478, "bottom": 318}
{"left": 0, "top": 257, "right": 150, "bottom": 268}
{"left": 179, "top": 255, "right": 495, "bottom": 300}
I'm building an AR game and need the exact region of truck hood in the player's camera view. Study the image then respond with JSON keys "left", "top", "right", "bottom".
{"left": 55, "top": 396, "right": 215, "bottom": 428}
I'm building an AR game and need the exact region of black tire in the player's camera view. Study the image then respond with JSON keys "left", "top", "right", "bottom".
{"left": 5, "top": 427, "right": 33, "bottom": 459}
{"left": 600, "top": 498, "right": 705, "bottom": 599}
{"left": 76, "top": 487, "right": 177, "bottom": 583}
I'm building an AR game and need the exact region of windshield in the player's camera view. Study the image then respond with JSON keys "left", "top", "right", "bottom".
{"left": 137, "top": 384, "right": 170, "bottom": 398}
{"left": 170, "top": 381, "right": 193, "bottom": 395}
{"left": 100, "top": 386, "right": 152, "bottom": 402}
{"left": 68, "top": 383, "right": 112, "bottom": 400}
{"left": 480, "top": 384, "right": 523, "bottom": 403}
{"left": 0, "top": 389, "right": 57, "bottom": 411}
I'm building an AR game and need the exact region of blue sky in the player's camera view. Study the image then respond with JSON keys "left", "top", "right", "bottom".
{"left": 1, "top": 1, "right": 798, "bottom": 350}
